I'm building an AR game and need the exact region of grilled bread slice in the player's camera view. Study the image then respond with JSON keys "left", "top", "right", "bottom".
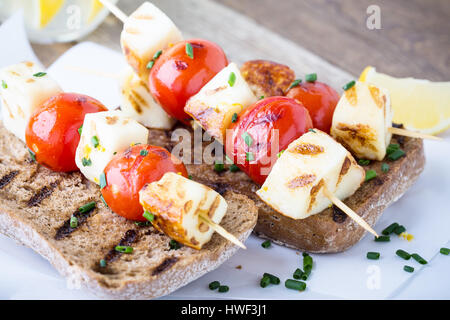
{"left": 0, "top": 123, "right": 258, "bottom": 299}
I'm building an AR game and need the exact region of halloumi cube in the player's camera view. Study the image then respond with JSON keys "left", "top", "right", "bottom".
{"left": 75, "top": 111, "right": 149, "bottom": 184}
{"left": 120, "top": 2, "right": 183, "bottom": 81}
{"left": 0, "top": 61, "right": 62, "bottom": 142}
{"left": 119, "top": 66, "right": 175, "bottom": 129}
{"left": 139, "top": 172, "right": 228, "bottom": 250}
{"left": 184, "top": 62, "right": 257, "bottom": 143}
{"left": 256, "top": 130, "right": 365, "bottom": 220}
{"left": 330, "top": 81, "right": 393, "bottom": 160}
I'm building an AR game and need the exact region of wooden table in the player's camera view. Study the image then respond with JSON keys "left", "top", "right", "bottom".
{"left": 31, "top": 0, "right": 449, "bottom": 81}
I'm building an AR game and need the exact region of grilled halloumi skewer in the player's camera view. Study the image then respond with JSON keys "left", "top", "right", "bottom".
{"left": 0, "top": 61, "right": 62, "bottom": 142}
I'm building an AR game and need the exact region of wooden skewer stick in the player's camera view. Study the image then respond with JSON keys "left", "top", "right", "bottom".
{"left": 388, "top": 127, "right": 442, "bottom": 141}
{"left": 199, "top": 214, "right": 247, "bottom": 249}
{"left": 323, "top": 186, "right": 379, "bottom": 237}
{"left": 99, "top": 0, "right": 128, "bottom": 23}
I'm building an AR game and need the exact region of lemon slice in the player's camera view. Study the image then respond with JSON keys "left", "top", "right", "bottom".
{"left": 88, "top": 0, "right": 104, "bottom": 23}
{"left": 38, "top": 0, "right": 65, "bottom": 28}
{"left": 360, "top": 66, "right": 450, "bottom": 135}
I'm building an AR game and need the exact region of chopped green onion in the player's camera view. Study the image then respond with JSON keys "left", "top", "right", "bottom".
{"left": 169, "top": 239, "right": 181, "bottom": 250}
{"left": 153, "top": 50, "right": 163, "bottom": 60}
{"left": 382, "top": 222, "right": 399, "bottom": 235}
{"left": 99, "top": 172, "right": 107, "bottom": 189}
{"left": 246, "top": 152, "right": 254, "bottom": 161}
{"left": 393, "top": 225, "right": 406, "bottom": 235}
{"left": 440, "top": 247, "right": 450, "bottom": 255}
{"left": 365, "top": 169, "right": 377, "bottom": 181}
{"left": 1, "top": 80, "right": 7, "bottom": 89}
{"left": 99, "top": 259, "right": 107, "bottom": 268}
{"left": 303, "top": 254, "right": 313, "bottom": 270}
{"left": 302, "top": 252, "right": 309, "bottom": 257}
{"left": 33, "top": 72, "right": 47, "bottom": 77}
{"left": 113, "top": 152, "right": 117, "bottom": 155}
{"left": 374, "top": 235, "right": 390, "bottom": 242}
{"left": 140, "top": 149, "right": 149, "bottom": 156}
{"left": 396, "top": 249, "right": 411, "bottom": 260}
{"left": 261, "top": 240, "right": 271, "bottom": 248}
{"left": 305, "top": 73, "right": 317, "bottom": 82}
{"left": 214, "top": 162, "right": 225, "bottom": 172}
{"left": 241, "top": 131, "right": 253, "bottom": 147}
{"left": 293, "top": 268, "right": 304, "bottom": 280}
{"left": 342, "top": 80, "right": 355, "bottom": 91}
{"left": 28, "top": 148, "right": 36, "bottom": 162}
{"left": 81, "top": 157, "right": 92, "bottom": 167}
{"left": 231, "top": 112, "right": 238, "bottom": 123}
{"left": 91, "top": 136, "right": 99, "bottom": 148}
{"left": 411, "top": 253, "right": 427, "bottom": 265}
{"left": 218, "top": 285, "right": 229, "bottom": 293}
{"left": 308, "top": 128, "right": 316, "bottom": 133}
{"left": 79, "top": 201, "right": 96, "bottom": 214}
{"left": 146, "top": 60, "right": 155, "bottom": 69}
{"left": 263, "top": 273, "right": 280, "bottom": 285}
{"left": 78, "top": 125, "right": 83, "bottom": 136}
{"left": 260, "top": 275, "right": 271, "bottom": 288}
{"left": 135, "top": 221, "right": 150, "bottom": 227}
{"left": 185, "top": 43, "right": 194, "bottom": 59}
{"left": 358, "top": 159, "right": 371, "bottom": 166}
{"left": 277, "top": 150, "right": 284, "bottom": 158}
{"left": 403, "top": 265, "right": 414, "bottom": 273}
{"left": 388, "top": 149, "right": 405, "bottom": 161}
{"left": 70, "top": 216, "right": 78, "bottom": 228}
{"left": 289, "top": 79, "right": 302, "bottom": 89}
{"left": 229, "top": 164, "right": 239, "bottom": 172}
{"left": 285, "top": 279, "right": 306, "bottom": 291}
{"left": 143, "top": 210, "right": 154, "bottom": 222}
{"left": 115, "top": 246, "right": 133, "bottom": 253}
{"left": 259, "top": 95, "right": 265, "bottom": 100}
{"left": 188, "top": 174, "right": 193, "bottom": 179}
{"left": 209, "top": 281, "right": 220, "bottom": 290}
{"left": 381, "top": 163, "right": 390, "bottom": 173}
{"left": 386, "top": 143, "right": 400, "bottom": 155}
{"left": 228, "top": 72, "right": 236, "bottom": 87}
{"left": 367, "top": 252, "right": 380, "bottom": 260}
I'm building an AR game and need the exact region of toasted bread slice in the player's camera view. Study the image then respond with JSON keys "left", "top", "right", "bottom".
{"left": 0, "top": 123, "right": 258, "bottom": 299}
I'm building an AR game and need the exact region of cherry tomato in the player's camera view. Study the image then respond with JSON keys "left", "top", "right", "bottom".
{"left": 286, "top": 81, "right": 339, "bottom": 133}
{"left": 226, "top": 96, "right": 313, "bottom": 185}
{"left": 25, "top": 93, "right": 107, "bottom": 172}
{"left": 149, "top": 39, "right": 228, "bottom": 123}
{"left": 101, "top": 145, "right": 188, "bottom": 221}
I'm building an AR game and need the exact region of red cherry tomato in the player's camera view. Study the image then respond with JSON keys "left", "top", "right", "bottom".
{"left": 226, "top": 96, "right": 313, "bottom": 185}
{"left": 25, "top": 93, "right": 107, "bottom": 172}
{"left": 149, "top": 39, "right": 228, "bottom": 123}
{"left": 286, "top": 81, "right": 339, "bottom": 133}
{"left": 101, "top": 145, "right": 188, "bottom": 221}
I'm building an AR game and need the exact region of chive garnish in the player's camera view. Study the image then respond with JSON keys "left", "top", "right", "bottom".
{"left": 277, "top": 150, "right": 284, "bottom": 158}
{"left": 214, "top": 162, "right": 225, "bottom": 172}
{"left": 135, "top": 221, "right": 150, "bottom": 227}
{"left": 99, "top": 172, "right": 107, "bottom": 189}
{"left": 115, "top": 246, "right": 133, "bottom": 253}
{"left": 308, "top": 128, "right": 316, "bottom": 133}
{"left": 305, "top": 73, "right": 317, "bottom": 82}
{"left": 440, "top": 248, "right": 450, "bottom": 255}
{"left": 33, "top": 72, "right": 47, "bottom": 77}
{"left": 403, "top": 265, "right": 414, "bottom": 273}
{"left": 28, "top": 148, "right": 36, "bottom": 162}
{"left": 1, "top": 80, "right": 7, "bottom": 89}
{"left": 153, "top": 50, "right": 163, "bottom": 60}
{"left": 342, "top": 80, "right": 355, "bottom": 91}
{"left": 209, "top": 281, "right": 220, "bottom": 290}
{"left": 381, "top": 163, "right": 390, "bottom": 173}
{"left": 396, "top": 249, "right": 411, "bottom": 260}
{"left": 411, "top": 253, "right": 427, "bottom": 265}
{"left": 386, "top": 143, "right": 400, "bottom": 155}
{"left": 261, "top": 240, "right": 271, "bottom": 248}
{"left": 285, "top": 279, "right": 306, "bottom": 291}
{"left": 358, "top": 159, "right": 371, "bottom": 166}
{"left": 79, "top": 201, "right": 96, "bottom": 214}
{"left": 388, "top": 149, "right": 405, "bottom": 161}
{"left": 374, "top": 235, "right": 390, "bottom": 242}
{"left": 185, "top": 43, "right": 194, "bottom": 59}
{"left": 228, "top": 72, "right": 236, "bottom": 87}
{"left": 367, "top": 252, "right": 380, "bottom": 260}
{"left": 293, "top": 268, "right": 304, "bottom": 280}
{"left": 382, "top": 222, "right": 399, "bottom": 235}
{"left": 143, "top": 210, "right": 154, "bottom": 222}
{"left": 146, "top": 60, "right": 155, "bottom": 69}
{"left": 260, "top": 276, "right": 271, "bottom": 288}
{"left": 188, "top": 174, "right": 193, "bottom": 179}
{"left": 81, "top": 157, "right": 92, "bottom": 167}
{"left": 289, "top": 79, "right": 302, "bottom": 89}
{"left": 70, "top": 216, "right": 78, "bottom": 228}
{"left": 365, "top": 169, "right": 377, "bottom": 181}
{"left": 229, "top": 164, "right": 239, "bottom": 172}
{"left": 140, "top": 149, "right": 149, "bottom": 156}
{"left": 78, "top": 125, "right": 83, "bottom": 136}
{"left": 259, "top": 95, "right": 265, "bottom": 100}
{"left": 246, "top": 152, "right": 254, "bottom": 161}
{"left": 231, "top": 113, "right": 238, "bottom": 123}
{"left": 99, "top": 259, "right": 107, "bottom": 268}
{"left": 303, "top": 253, "right": 313, "bottom": 270}
{"left": 218, "top": 285, "right": 229, "bottom": 293}
{"left": 241, "top": 131, "right": 253, "bottom": 147}
{"left": 263, "top": 273, "right": 280, "bottom": 285}
{"left": 393, "top": 225, "right": 406, "bottom": 235}
{"left": 91, "top": 136, "right": 99, "bottom": 148}
{"left": 169, "top": 239, "right": 181, "bottom": 250}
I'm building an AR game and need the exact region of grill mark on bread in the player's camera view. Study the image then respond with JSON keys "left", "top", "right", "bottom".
{"left": 104, "top": 229, "right": 139, "bottom": 263}
{"left": 27, "top": 182, "right": 58, "bottom": 207}
{"left": 151, "top": 257, "right": 179, "bottom": 276}
{"left": 54, "top": 205, "right": 97, "bottom": 240}
{"left": 0, "top": 170, "right": 19, "bottom": 189}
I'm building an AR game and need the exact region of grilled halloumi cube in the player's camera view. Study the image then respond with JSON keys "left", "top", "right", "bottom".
{"left": 330, "top": 81, "right": 393, "bottom": 160}
{"left": 120, "top": 2, "right": 183, "bottom": 81}
{"left": 75, "top": 111, "right": 149, "bottom": 184}
{"left": 256, "top": 130, "right": 364, "bottom": 220}
{"left": 119, "top": 66, "right": 175, "bottom": 129}
{"left": 139, "top": 172, "right": 228, "bottom": 250}
{"left": 0, "top": 61, "right": 62, "bottom": 142}
{"left": 184, "top": 63, "right": 257, "bottom": 143}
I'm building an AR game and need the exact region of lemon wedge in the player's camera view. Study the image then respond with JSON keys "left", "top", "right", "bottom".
{"left": 360, "top": 66, "right": 450, "bottom": 135}
{"left": 88, "top": 0, "right": 104, "bottom": 23}
{"left": 38, "top": 0, "right": 65, "bottom": 28}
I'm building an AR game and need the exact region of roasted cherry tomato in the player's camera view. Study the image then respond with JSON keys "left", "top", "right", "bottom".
{"left": 286, "top": 81, "right": 339, "bottom": 133}
{"left": 149, "top": 39, "right": 228, "bottom": 123}
{"left": 226, "top": 96, "right": 313, "bottom": 185}
{"left": 25, "top": 93, "right": 107, "bottom": 172}
{"left": 101, "top": 145, "right": 188, "bottom": 221}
